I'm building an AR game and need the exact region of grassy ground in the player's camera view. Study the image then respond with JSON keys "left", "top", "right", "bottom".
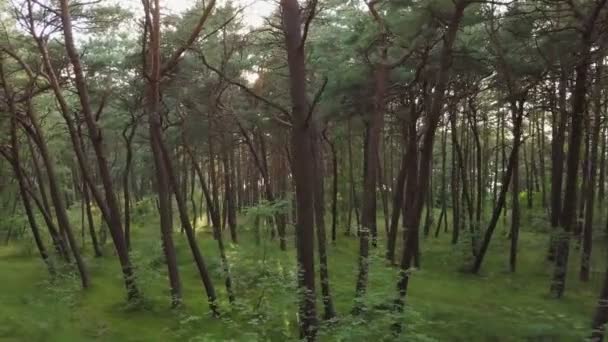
{"left": 0, "top": 209, "right": 605, "bottom": 341}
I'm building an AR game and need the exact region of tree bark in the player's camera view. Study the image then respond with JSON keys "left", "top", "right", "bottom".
{"left": 550, "top": 1, "right": 606, "bottom": 295}
{"left": 471, "top": 99, "right": 524, "bottom": 274}
{"left": 59, "top": 0, "right": 139, "bottom": 298}
{"left": 280, "top": 0, "right": 318, "bottom": 336}
{"left": 355, "top": 56, "right": 387, "bottom": 308}
{"left": 580, "top": 56, "right": 604, "bottom": 282}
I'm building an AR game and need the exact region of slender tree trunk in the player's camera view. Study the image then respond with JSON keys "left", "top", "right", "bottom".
{"left": 123, "top": 122, "right": 137, "bottom": 251}
{"left": 323, "top": 131, "right": 339, "bottom": 243}
{"left": 0, "top": 82, "right": 55, "bottom": 275}
{"left": 451, "top": 123, "right": 461, "bottom": 245}
{"left": 598, "top": 126, "right": 606, "bottom": 206}
{"left": 510, "top": 133, "right": 520, "bottom": 273}
{"left": 537, "top": 112, "right": 547, "bottom": 208}
{"left": 59, "top": 0, "right": 141, "bottom": 299}
{"left": 83, "top": 181, "right": 102, "bottom": 257}
{"left": 548, "top": 71, "right": 569, "bottom": 261}
{"left": 580, "top": 57, "right": 604, "bottom": 282}
{"left": 591, "top": 262, "right": 608, "bottom": 340}
{"left": 355, "top": 53, "right": 387, "bottom": 308}
{"left": 145, "top": 0, "right": 182, "bottom": 307}
{"left": 550, "top": 26, "right": 598, "bottom": 297}
{"left": 471, "top": 99, "right": 524, "bottom": 274}
{"left": 387, "top": 144, "right": 408, "bottom": 263}
{"left": 15, "top": 67, "right": 90, "bottom": 289}
{"left": 436, "top": 120, "right": 448, "bottom": 238}
{"left": 312, "top": 127, "right": 336, "bottom": 320}
{"left": 223, "top": 146, "right": 238, "bottom": 244}
{"left": 348, "top": 119, "right": 360, "bottom": 234}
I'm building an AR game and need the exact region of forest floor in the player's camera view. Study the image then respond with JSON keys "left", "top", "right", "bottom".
{"left": 0, "top": 210, "right": 605, "bottom": 341}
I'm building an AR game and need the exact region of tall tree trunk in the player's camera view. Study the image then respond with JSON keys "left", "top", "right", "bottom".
{"left": 550, "top": 8, "right": 603, "bottom": 296}
{"left": 510, "top": 129, "right": 520, "bottom": 273}
{"left": 347, "top": 119, "right": 360, "bottom": 234}
{"left": 163, "top": 144, "right": 224, "bottom": 312}
{"left": 598, "top": 126, "right": 606, "bottom": 206}
{"left": 59, "top": 0, "right": 140, "bottom": 299}
{"left": 280, "top": 0, "right": 318, "bottom": 336}
{"left": 0, "top": 70, "right": 55, "bottom": 275}
{"left": 591, "top": 262, "right": 608, "bottom": 340}
{"left": 223, "top": 146, "right": 238, "bottom": 244}
{"left": 580, "top": 56, "right": 604, "bottom": 282}
{"left": 123, "top": 122, "right": 137, "bottom": 251}
{"left": 83, "top": 181, "right": 102, "bottom": 257}
{"left": 323, "top": 131, "right": 339, "bottom": 243}
{"left": 471, "top": 99, "right": 524, "bottom": 274}
{"left": 451, "top": 107, "right": 477, "bottom": 255}
{"left": 394, "top": 2, "right": 469, "bottom": 320}
{"left": 387, "top": 130, "right": 408, "bottom": 263}
{"left": 145, "top": 0, "right": 182, "bottom": 307}
{"left": 355, "top": 49, "right": 387, "bottom": 307}
{"left": 548, "top": 70, "right": 569, "bottom": 261}
{"left": 435, "top": 121, "right": 448, "bottom": 238}
{"left": 14, "top": 44, "right": 90, "bottom": 288}
{"left": 312, "top": 128, "right": 336, "bottom": 320}
{"left": 537, "top": 112, "right": 547, "bottom": 208}
{"left": 452, "top": 125, "right": 461, "bottom": 245}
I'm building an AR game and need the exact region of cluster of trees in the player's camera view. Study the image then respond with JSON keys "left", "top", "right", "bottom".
{"left": 1, "top": 0, "right": 608, "bottom": 340}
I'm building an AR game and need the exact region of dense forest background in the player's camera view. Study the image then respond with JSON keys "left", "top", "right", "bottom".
{"left": 1, "top": 0, "right": 608, "bottom": 340}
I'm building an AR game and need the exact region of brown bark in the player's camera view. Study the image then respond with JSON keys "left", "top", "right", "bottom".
{"left": 59, "top": 0, "right": 140, "bottom": 298}
{"left": 355, "top": 47, "right": 387, "bottom": 306}
{"left": 312, "top": 127, "right": 336, "bottom": 320}
{"left": 223, "top": 145, "right": 238, "bottom": 244}
{"left": 550, "top": 0, "right": 606, "bottom": 295}
{"left": 144, "top": 0, "right": 183, "bottom": 307}
{"left": 0, "top": 65, "right": 55, "bottom": 275}
{"left": 323, "top": 130, "right": 339, "bottom": 243}
{"left": 395, "top": 2, "right": 469, "bottom": 320}
{"left": 15, "top": 35, "right": 90, "bottom": 288}
{"left": 510, "top": 117, "right": 521, "bottom": 273}
{"left": 471, "top": 99, "right": 524, "bottom": 274}
{"left": 580, "top": 55, "right": 604, "bottom": 282}
{"left": 548, "top": 70, "right": 569, "bottom": 261}
{"left": 591, "top": 264, "right": 608, "bottom": 341}
{"left": 347, "top": 118, "right": 360, "bottom": 234}
{"left": 83, "top": 180, "right": 102, "bottom": 257}
{"left": 280, "top": 0, "right": 318, "bottom": 336}
{"left": 122, "top": 120, "right": 137, "bottom": 251}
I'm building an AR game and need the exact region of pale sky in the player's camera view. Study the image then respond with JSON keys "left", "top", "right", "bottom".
{"left": 120, "top": 0, "right": 276, "bottom": 27}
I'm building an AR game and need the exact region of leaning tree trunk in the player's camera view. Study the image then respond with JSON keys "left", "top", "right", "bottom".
{"left": 0, "top": 75, "right": 55, "bottom": 275}
{"left": 60, "top": 0, "right": 141, "bottom": 299}
{"left": 144, "top": 0, "right": 182, "bottom": 307}
{"left": 471, "top": 99, "right": 524, "bottom": 274}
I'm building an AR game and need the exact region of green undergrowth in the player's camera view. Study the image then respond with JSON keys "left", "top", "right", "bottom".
{"left": 0, "top": 209, "right": 605, "bottom": 341}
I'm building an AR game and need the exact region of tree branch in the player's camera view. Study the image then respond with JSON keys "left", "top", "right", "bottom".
{"left": 198, "top": 51, "right": 291, "bottom": 117}
{"left": 300, "top": 0, "right": 319, "bottom": 49}
{"left": 160, "top": 0, "right": 217, "bottom": 75}
{"left": 304, "top": 76, "right": 328, "bottom": 127}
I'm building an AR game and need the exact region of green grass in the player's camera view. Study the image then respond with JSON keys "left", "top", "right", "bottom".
{"left": 0, "top": 209, "right": 605, "bottom": 341}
